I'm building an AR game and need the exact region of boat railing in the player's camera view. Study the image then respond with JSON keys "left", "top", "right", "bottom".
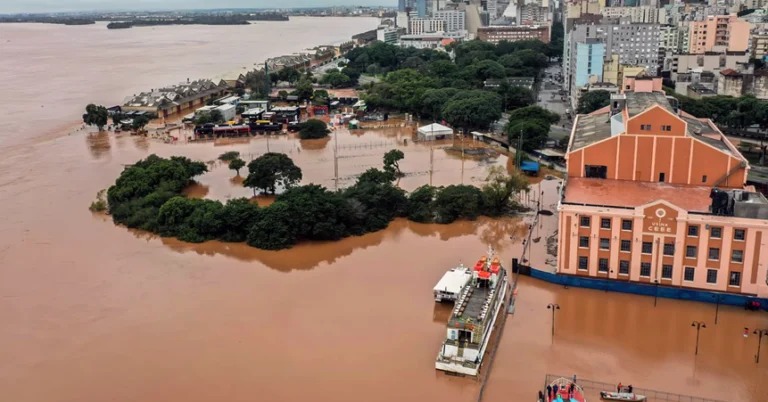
{"left": 543, "top": 374, "right": 727, "bottom": 402}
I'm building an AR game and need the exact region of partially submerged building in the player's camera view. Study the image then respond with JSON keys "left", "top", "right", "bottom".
{"left": 122, "top": 79, "right": 227, "bottom": 118}
{"left": 558, "top": 75, "right": 768, "bottom": 299}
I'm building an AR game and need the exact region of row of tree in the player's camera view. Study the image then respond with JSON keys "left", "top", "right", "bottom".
{"left": 664, "top": 91, "right": 768, "bottom": 132}
{"left": 103, "top": 153, "right": 530, "bottom": 250}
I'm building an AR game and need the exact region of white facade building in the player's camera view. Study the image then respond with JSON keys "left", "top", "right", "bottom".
{"left": 600, "top": 6, "right": 666, "bottom": 24}
{"left": 434, "top": 10, "right": 466, "bottom": 32}
{"left": 409, "top": 17, "right": 446, "bottom": 34}
{"left": 660, "top": 25, "right": 679, "bottom": 52}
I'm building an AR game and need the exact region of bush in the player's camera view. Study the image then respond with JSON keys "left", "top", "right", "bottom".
{"left": 407, "top": 185, "right": 437, "bottom": 223}
{"left": 298, "top": 119, "right": 330, "bottom": 140}
{"left": 433, "top": 185, "right": 485, "bottom": 224}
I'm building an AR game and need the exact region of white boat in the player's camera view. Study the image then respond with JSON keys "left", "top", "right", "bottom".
{"left": 599, "top": 391, "right": 646, "bottom": 401}
{"left": 433, "top": 266, "right": 472, "bottom": 302}
{"left": 435, "top": 246, "right": 508, "bottom": 376}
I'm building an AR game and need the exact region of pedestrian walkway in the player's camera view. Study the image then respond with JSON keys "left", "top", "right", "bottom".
{"left": 543, "top": 374, "right": 727, "bottom": 402}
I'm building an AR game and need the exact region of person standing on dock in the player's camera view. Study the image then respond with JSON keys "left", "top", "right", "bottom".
{"left": 546, "top": 384, "right": 552, "bottom": 401}
{"left": 553, "top": 384, "right": 559, "bottom": 398}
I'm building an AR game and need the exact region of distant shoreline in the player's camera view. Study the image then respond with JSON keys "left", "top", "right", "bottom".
{"left": 0, "top": 13, "right": 290, "bottom": 28}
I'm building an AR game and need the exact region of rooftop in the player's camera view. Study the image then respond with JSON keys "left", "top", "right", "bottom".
{"left": 625, "top": 91, "right": 674, "bottom": 118}
{"left": 563, "top": 177, "right": 714, "bottom": 212}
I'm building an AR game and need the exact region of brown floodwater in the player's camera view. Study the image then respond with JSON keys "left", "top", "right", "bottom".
{"left": 0, "top": 20, "right": 766, "bottom": 402}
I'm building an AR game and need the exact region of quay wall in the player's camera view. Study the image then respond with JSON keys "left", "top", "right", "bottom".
{"left": 528, "top": 268, "right": 768, "bottom": 308}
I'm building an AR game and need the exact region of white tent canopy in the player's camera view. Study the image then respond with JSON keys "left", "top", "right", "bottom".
{"left": 417, "top": 123, "right": 454, "bottom": 141}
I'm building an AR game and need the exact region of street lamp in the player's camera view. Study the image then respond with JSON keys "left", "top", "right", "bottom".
{"left": 713, "top": 294, "right": 722, "bottom": 325}
{"left": 547, "top": 303, "right": 561, "bottom": 341}
{"left": 653, "top": 279, "right": 660, "bottom": 307}
{"left": 691, "top": 321, "right": 707, "bottom": 355}
{"left": 746, "top": 328, "right": 768, "bottom": 363}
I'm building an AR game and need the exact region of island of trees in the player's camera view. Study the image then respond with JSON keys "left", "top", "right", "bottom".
{"left": 107, "top": 16, "right": 250, "bottom": 29}
{"left": 0, "top": 16, "right": 95, "bottom": 25}
{"left": 98, "top": 153, "right": 530, "bottom": 250}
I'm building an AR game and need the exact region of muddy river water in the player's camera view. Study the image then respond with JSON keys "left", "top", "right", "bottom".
{"left": 0, "top": 19, "right": 766, "bottom": 402}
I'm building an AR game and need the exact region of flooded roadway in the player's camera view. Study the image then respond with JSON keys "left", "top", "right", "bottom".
{"left": 0, "top": 20, "right": 766, "bottom": 402}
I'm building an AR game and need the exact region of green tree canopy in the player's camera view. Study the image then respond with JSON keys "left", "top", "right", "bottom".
{"left": 243, "top": 152, "right": 303, "bottom": 195}
{"left": 406, "top": 185, "right": 437, "bottom": 223}
{"left": 131, "top": 115, "right": 150, "bottom": 131}
{"left": 295, "top": 77, "right": 314, "bottom": 101}
{"left": 218, "top": 151, "right": 240, "bottom": 161}
{"left": 442, "top": 91, "right": 502, "bottom": 132}
{"left": 433, "top": 185, "right": 485, "bottom": 224}
{"left": 83, "top": 104, "right": 108, "bottom": 130}
{"left": 228, "top": 158, "right": 245, "bottom": 175}
{"left": 321, "top": 71, "right": 351, "bottom": 88}
{"left": 481, "top": 166, "right": 530, "bottom": 216}
{"left": 383, "top": 149, "right": 405, "bottom": 177}
{"left": 298, "top": 119, "right": 330, "bottom": 140}
{"left": 577, "top": 90, "right": 611, "bottom": 114}
{"left": 506, "top": 120, "right": 551, "bottom": 152}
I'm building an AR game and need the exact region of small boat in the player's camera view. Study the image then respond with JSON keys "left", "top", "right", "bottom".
{"left": 599, "top": 391, "right": 646, "bottom": 401}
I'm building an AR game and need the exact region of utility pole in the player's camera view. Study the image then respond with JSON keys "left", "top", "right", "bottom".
{"left": 547, "top": 303, "right": 560, "bottom": 342}
{"left": 692, "top": 321, "right": 707, "bottom": 355}
{"left": 746, "top": 328, "right": 768, "bottom": 363}
{"left": 334, "top": 129, "right": 339, "bottom": 189}
{"left": 460, "top": 130, "right": 465, "bottom": 184}
{"left": 516, "top": 129, "right": 524, "bottom": 169}
{"left": 266, "top": 133, "right": 270, "bottom": 153}
{"left": 429, "top": 145, "right": 434, "bottom": 186}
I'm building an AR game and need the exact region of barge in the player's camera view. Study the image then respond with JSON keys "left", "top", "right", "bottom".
{"left": 435, "top": 247, "right": 508, "bottom": 376}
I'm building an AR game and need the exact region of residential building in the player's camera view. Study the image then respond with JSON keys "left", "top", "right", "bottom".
{"left": 600, "top": 6, "right": 666, "bottom": 23}
{"left": 571, "top": 40, "right": 606, "bottom": 107}
{"left": 752, "top": 33, "right": 768, "bottom": 60}
{"left": 565, "top": 18, "right": 661, "bottom": 97}
{"left": 603, "top": 55, "right": 647, "bottom": 88}
{"left": 409, "top": 17, "right": 445, "bottom": 34}
{"left": 487, "top": 0, "right": 499, "bottom": 20}
{"left": 417, "top": 0, "right": 427, "bottom": 17}
{"left": 669, "top": 51, "right": 750, "bottom": 95}
{"left": 398, "top": 32, "right": 464, "bottom": 49}
{"left": 659, "top": 25, "right": 679, "bottom": 52}
{"left": 688, "top": 15, "right": 751, "bottom": 54}
{"left": 519, "top": 1, "right": 553, "bottom": 26}
{"left": 559, "top": 76, "right": 768, "bottom": 299}
{"left": 718, "top": 67, "right": 768, "bottom": 99}
{"left": 686, "top": 83, "right": 717, "bottom": 99}
{"left": 434, "top": 10, "right": 466, "bottom": 32}
{"left": 477, "top": 25, "right": 551, "bottom": 44}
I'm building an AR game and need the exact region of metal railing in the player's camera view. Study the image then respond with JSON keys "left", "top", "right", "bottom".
{"left": 544, "top": 374, "right": 728, "bottom": 402}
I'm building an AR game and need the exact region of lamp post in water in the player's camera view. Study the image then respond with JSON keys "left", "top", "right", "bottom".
{"left": 547, "top": 303, "right": 561, "bottom": 341}
{"left": 691, "top": 321, "right": 707, "bottom": 355}
{"left": 746, "top": 328, "right": 768, "bottom": 363}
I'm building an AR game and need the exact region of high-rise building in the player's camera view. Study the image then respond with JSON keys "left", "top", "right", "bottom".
{"left": 688, "top": 15, "right": 750, "bottom": 54}
{"left": 417, "top": 0, "right": 427, "bottom": 17}
{"left": 398, "top": 0, "right": 407, "bottom": 12}
{"left": 434, "top": 10, "right": 466, "bottom": 33}
{"left": 600, "top": 6, "right": 666, "bottom": 23}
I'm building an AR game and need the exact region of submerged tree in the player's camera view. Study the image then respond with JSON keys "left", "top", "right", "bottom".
{"left": 229, "top": 158, "right": 245, "bottom": 176}
{"left": 83, "top": 104, "right": 109, "bottom": 131}
{"left": 243, "top": 153, "right": 302, "bottom": 195}
{"left": 481, "top": 166, "right": 530, "bottom": 216}
{"left": 298, "top": 119, "right": 330, "bottom": 140}
{"left": 383, "top": 149, "right": 405, "bottom": 177}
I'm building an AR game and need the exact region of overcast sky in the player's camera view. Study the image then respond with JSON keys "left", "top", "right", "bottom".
{"left": 0, "top": 0, "right": 390, "bottom": 14}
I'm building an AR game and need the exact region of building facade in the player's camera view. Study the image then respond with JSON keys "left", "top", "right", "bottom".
{"left": 477, "top": 25, "right": 551, "bottom": 44}
{"left": 409, "top": 17, "right": 445, "bottom": 34}
{"left": 659, "top": 25, "right": 679, "bottom": 51}
{"left": 558, "top": 77, "right": 768, "bottom": 298}
{"left": 600, "top": 6, "right": 666, "bottom": 23}
{"left": 434, "top": 10, "right": 466, "bottom": 32}
{"left": 688, "top": 15, "right": 751, "bottom": 54}
{"left": 752, "top": 33, "right": 768, "bottom": 60}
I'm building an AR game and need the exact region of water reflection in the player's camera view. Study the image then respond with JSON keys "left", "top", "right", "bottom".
{"left": 85, "top": 131, "right": 111, "bottom": 159}
{"left": 121, "top": 217, "right": 514, "bottom": 272}
{"left": 300, "top": 136, "right": 331, "bottom": 151}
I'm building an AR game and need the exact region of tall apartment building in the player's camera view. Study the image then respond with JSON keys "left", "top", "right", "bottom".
{"left": 487, "top": 0, "right": 499, "bottom": 19}
{"left": 659, "top": 25, "right": 679, "bottom": 51}
{"left": 600, "top": 6, "right": 666, "bottom": 23}
{"left": 565, "top": 18, "right": 661, "bottom": 96}
{"left": 434, "top": 10, "right": 466, "bottom": 33}
{"left": 409, "top": 17, "right": 445, "bottom": 34}
{"left": 571, "top": 39, "right": 606, "bottom": 107}
{"left": 559, "top": 76, "right": 768, "bottom": 299}
{"left": 688, "top": 15, "right": 750, "bottom": 54}
{"left": 520, "top": 1, "right": 553, "bottom": 26}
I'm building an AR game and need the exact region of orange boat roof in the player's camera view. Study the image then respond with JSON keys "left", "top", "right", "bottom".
{"left": 478, "top": 271, "right": 491, "bottom": 279}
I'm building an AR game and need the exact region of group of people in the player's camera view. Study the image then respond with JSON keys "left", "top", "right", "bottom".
{"left": 617, "top": 382, "right": 634, "bottom": 393}
{"left": 538, "top": 381, "right": 577, "bottom": 402}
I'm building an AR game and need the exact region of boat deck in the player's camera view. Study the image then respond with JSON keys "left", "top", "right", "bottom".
{"left": 461, "top": 286, "right": 490, "bottom": 320}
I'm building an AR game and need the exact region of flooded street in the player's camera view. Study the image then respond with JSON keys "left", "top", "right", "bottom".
{"left": 0, "top": 19, "right": 766, "bottom": 402}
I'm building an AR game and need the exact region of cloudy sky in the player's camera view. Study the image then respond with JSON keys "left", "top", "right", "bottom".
{"left": 0, "top": 0, "right": 389, "bottom": 14}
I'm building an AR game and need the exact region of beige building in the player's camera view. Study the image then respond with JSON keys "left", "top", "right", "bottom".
{"left": 752, "top": 33, "right": 768, "bottom": 60}
{"left": 600, "top": 6, "right": 666, "bottom": 23}
{"left": 718, "top": 68, "right": 768, "bottom": 100}
{"left": 409, "top": 18, "right": 446, "bottom": 34}
{"left": 688, "top": 15, "right": 751, "bottom": 54}
{"left": 603, "top": 55, "right": 646, "bottom": 89}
